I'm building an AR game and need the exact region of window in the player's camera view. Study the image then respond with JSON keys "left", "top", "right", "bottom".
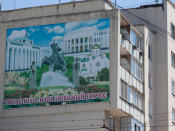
{"left": 148, "top": 45, "right": 152, "bottom": 61}
{"left": 171, "top": 52, "right": 175, "bottom": 68}
{"left": 72, "top": 39, "right": 74, "bottom": 44}
{"left": 172, "top": 108, "right": 175, "bottom": 123}
{"left": 76, "top": 38, "right": 79, "bottom": 44}
{"left": 131, "top": 58, "right": 143, "bottom": 82}
{"left": 135, "top": 124, "right": 137, "bottom": 131}
{"left": 130, "top": 88, "right": 143, "bottom": 110}
{"left": 137, "top": 94, "right": 143, "bottom": 110}
{"left": 94, "top": 38, "right": 96, "bottom": 42}
{"left": 80, "top": 45, "right": 83, "bottom": 52}
{"left": 149, "top": 102, "right": 153, "bottom": 117}
{"left": 130, "top": 30, "right": 142, "bottom": 50}
{"left": 121, "top": 80, "right": 127, "bottom": 100}
{"left": 121, "top": 80, "right": 130, "bottom": 102}
{"left": 132, "top": 89, "right": 137, "bottom": 106}
{"left": 171, "top": 23, "right": 175, "bottom": 39}
{"left": 85, "top": 45, "right": 88, "bottom": 51}
{"left": 138, "top": 126, "right": 141, "bottom": 131}
{"left": 137, "top": 37, "right": 142, "bottom": 50}
{"left": 85, "top": 37, "right": 88, "bottom": 43}
{"left": 130, "top": 30, "right": 137, "bottom": 46}
{"left": 89, "top": 37, "right": 92, "bottom": 42}
{"left": 172, "top": 80, "right": 175, "bottom": 96}
{"left": 149, "top": 74, "right": 152, "bottom": 89}
{"left": 80, "top": 38, "right": 83, "bottom": 44}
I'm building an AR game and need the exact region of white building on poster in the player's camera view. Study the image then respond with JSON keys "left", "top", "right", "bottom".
{"left": 6, "top": 37, "right": 41, "bottom": 71}
{"left": 57, "top": 28, "right": 110, "bottom": 78}
{"left": 79, "top": 44, "right": 109, "bottom": 78}
{"left": 60, "top": 28, "right": 109, "bottom": 54}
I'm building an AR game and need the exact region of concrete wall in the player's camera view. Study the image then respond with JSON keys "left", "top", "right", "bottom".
{"left": 0, "top": 0, "right": 122, "bottom": 130}
{"left": 167, "top": 1, "right": 175, "bottom": 131}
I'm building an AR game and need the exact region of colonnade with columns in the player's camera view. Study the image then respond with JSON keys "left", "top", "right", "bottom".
{"left": 61, "top": 29, "right": 109, "bottom": 54}
{"left": 6, "top": 42, "right": 40, "bottom": 71}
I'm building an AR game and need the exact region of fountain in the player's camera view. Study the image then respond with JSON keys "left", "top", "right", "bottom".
{"left": 40, "top": 71, "right": 73, "bottom": 87}
{"left": 40, "top": 40, "right": 73, "bottom": 88}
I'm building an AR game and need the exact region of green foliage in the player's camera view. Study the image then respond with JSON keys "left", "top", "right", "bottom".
{"left": 36, "top": 64, "right": 49, "bottom": 86}
{"left": 41, "top": 86, "right": 70, "bottom": 90}
{"left": 64, "top": 56, "right": 74, "bottom": 69}
{"left": 20, "top": 71, "right": 30, "bottom": 78}
{"left": 106, "top": 53, "right": 110, "bottom": 59}
{"left": 65, "top": 69, "right": 73, "bottom": 82}
{"left": 97, "top": 68, "right": 109, "bottom": 81}
{"left": 5, "top": 71, "right": 30, "bottom": 89}
{"left": 19, "top": 71, "right": 31, "bottom": 89}
{"left": 80, "top": 76, "right": 89, "bottom": 85}
{"left": 63, "top": 56, "right": 74, "bottom": 82}
{"left": 101, "top": 97, "right": 110, "bottom": 102}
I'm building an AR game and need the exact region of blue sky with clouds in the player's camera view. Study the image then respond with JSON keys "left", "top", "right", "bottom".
{"left": 7, "top": 18, "right": 110, "bottom": 47}
{"left": 1, "top": 0, "right": 175, "bottom": 11}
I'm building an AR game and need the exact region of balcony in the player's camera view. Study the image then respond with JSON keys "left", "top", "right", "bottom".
{"left": 121, "top": 38, "right": 143, "bottom": 64}
{"left": 120, "top": 66, "right": 143, "bottom": 94}
{"left": 118, "top": 97, "right": 144, "bottom": 123}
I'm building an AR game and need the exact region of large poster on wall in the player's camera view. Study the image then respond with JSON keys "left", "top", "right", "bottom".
{"left": 4, "top": 18, "right": 110, "bottom": 109}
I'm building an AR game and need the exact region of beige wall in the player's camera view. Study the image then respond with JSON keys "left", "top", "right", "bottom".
{"left": 167, "top": 1, "right": 175, "bottom": 131}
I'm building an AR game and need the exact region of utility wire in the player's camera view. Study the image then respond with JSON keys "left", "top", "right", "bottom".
{"left": 122, "top": 1, "right": 158, "bottom": 9}
{"left": 110, "top": 0, "right": 174, "bottom": 41}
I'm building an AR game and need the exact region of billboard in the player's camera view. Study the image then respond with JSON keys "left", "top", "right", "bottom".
{"left": 4, "top": 18, "right": 110, "bottom": 109}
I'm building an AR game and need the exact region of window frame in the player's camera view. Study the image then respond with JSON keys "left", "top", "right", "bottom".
{"left": 171, "top": 23, "right": 175, "bottom": 40}
{"left": 148, "top": 45, "right": 152, "bottom": 62}
{"left": 172, "top": 108, "right": 175, "bottom": 124}
{"left": 172, "top": 80, "right": 175, "bottom": 96}
{"left": 149, "top": 74, "right": 153, "bottom": 89}
{"left": 171, "top": 52, "right": 175, "bottom": 68}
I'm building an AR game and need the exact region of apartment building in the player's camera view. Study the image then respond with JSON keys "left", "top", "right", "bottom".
{"left": 0, "top": 0, "right": 153, "bottom": 131}
{"left": 122, "top": 0, "right": 175, "bottom": 131}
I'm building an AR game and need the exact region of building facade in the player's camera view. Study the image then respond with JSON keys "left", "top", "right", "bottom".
{"left": 6, "top": 36, "right": 41, "bottom": 71}
{"left": 122, "top": 0, "right": 175, "bottom": 131}
{"left": 60, "top": 29, "right": 110, "bottom": 54}
{"left": 0, "top": 0, "right": 157, "bottom": 131}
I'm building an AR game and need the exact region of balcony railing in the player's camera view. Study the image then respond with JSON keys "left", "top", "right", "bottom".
{"left": 119, "top": 97, "right": 144, "bottom": 124}
{"left": 121, "top": 38, "right": 143, "bottom": 63}
{"left": 120, "top": 66, "right": 143, "bottom": 94}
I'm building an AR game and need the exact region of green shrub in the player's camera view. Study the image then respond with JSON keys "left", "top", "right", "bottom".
{"left": 97, "top": 68, "right": 109, "bottom": 81}
{"left": 36, "top": 64, "right": 49, "bottom": 86}
{"left": 63, "top": 56, "right": 74, "bottom": 82}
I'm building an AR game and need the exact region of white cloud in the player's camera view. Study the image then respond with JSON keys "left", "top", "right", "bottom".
{"left": 65, "top": 21, "right": 81, "bottom": 32}
{"left": 65, "top": 26, "right": 98, "bottom": 36}
{"left": 85, "top": 19, "right": 98, "bottom": 25}
{"left": 53, "top": 26, "right": 64, "bottom": 34}
{"left": 52, "top": 36, "right": 63, "bottom": 41}
{"left": 8, "top": 29, "right": 27, "bottom": 40}
{"left": 29, "top": 27, "right": 39, "bottom": 33}
{"left": 65, "top": 20, "right": 98, "bottom": 32}
{"left": 44, "top": 26, "right": 64, "bottom": 34}
{"left": 96, "top": 22, "right": 107, "bottom": 28}
{"left": 44, "top": 27, "right": 53, "bottom": 33}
